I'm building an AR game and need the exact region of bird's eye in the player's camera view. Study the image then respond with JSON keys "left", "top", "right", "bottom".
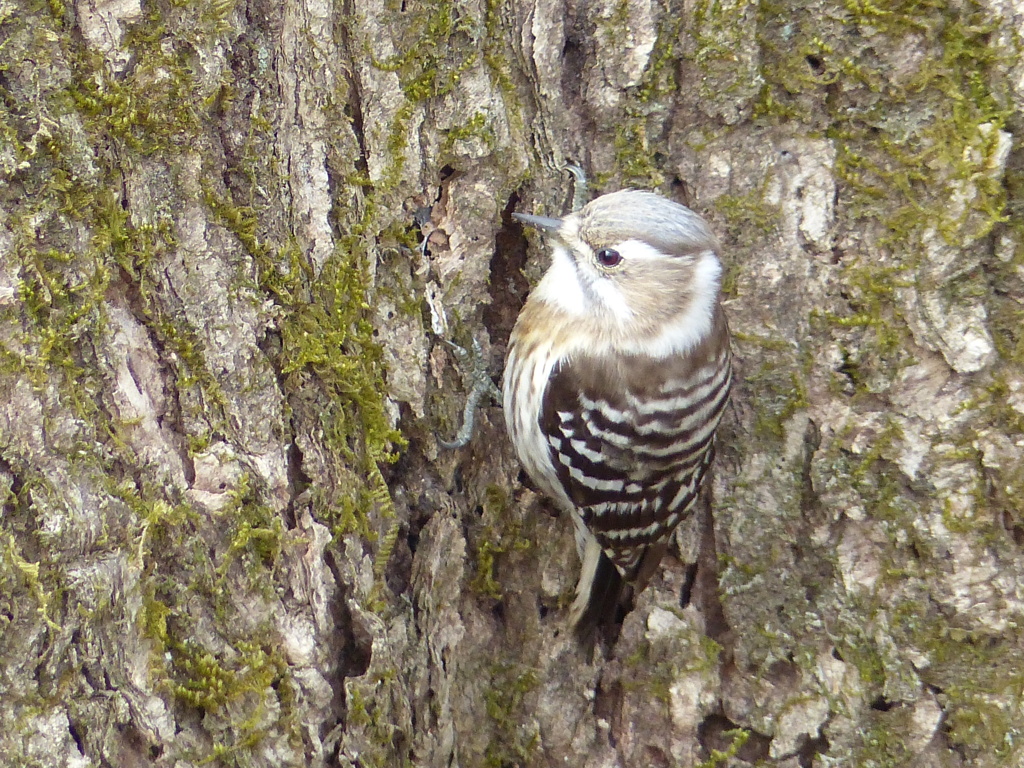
{"left": 596, "top": 248, "right": 622, "bottom": 267}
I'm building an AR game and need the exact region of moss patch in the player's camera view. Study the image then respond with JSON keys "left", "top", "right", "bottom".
{"left": 483, "top": 662, "right": 540, "bottom": 768}
{"left": 469, "top": 485, "right": 530, "bottom": 600}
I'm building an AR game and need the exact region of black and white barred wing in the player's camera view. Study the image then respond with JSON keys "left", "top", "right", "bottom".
{"left": 539, "top": 352, "right": 731, "bottom": 579}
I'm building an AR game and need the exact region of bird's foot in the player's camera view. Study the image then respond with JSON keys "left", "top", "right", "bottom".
{"left": 563, "top": 164, "right": 590, "bottom": 212}
{"left": 437, "top": 337, "right": 501, "bottom": 449}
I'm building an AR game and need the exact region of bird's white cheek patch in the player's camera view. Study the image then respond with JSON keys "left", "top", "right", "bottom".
{"left": 621, "top": 250, "right": 721, "bottom": 357}
{"left": 689, "top": 252, "right": 721, "bottom": 316}
{"left": 534, "top": 245, "right": 587, "bottom": 316}
{"left": 589, "top": 277, "right": 633, "bottom": 323}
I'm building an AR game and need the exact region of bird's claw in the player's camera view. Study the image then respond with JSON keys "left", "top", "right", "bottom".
{"left": 438, "top": 337, "right": 501, "bottom": 450}
{"left": 563, "top": 164, "right": 589, "bottom": 212}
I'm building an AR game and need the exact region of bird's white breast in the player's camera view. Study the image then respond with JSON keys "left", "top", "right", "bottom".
{"left": 502, "top": 339, "right": 574, "bottom": 513}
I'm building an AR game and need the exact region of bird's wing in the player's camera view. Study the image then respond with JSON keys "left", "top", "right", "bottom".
{"left": 539, "top": 349, "right": 730, "bottom": 578}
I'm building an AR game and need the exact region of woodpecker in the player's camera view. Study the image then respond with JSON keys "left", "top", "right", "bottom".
{"left": 503, "top": 188, "right": 731, "bottom": 642}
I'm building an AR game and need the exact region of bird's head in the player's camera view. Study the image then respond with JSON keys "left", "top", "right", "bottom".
{"left": 514, "top": 189, "right": 723, "bottom": 357}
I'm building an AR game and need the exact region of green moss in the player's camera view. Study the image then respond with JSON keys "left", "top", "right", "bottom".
{"left": 751, "top": 0, "right": 1011, "bottom": 393}
{"left": 829, "top": 527, "right": 1024, "bottom": 761}
{"left": 93, "top": 187, "right": 232, "bottom": 432}
{"left": 345, "top": 685, "right": 372, "bottom": 729}
{"left": 105, "top": 455, "right": 295, "bottom": 757}
{"left": 284, "top": 243, "right": 403, "bottom": 452}
{"left": 713, "top": 189, "right": 782, "bottom": 248}
{"left": 58, "top": 0, "right": 244, "bottom": 158}
{"left": 1, "top": 0, "right": 234, "bottom": 464}
{"left": 837, "top": 628, "right": 887, "bottom": 690}
{"left": 470, "top": 486, "right": 530, "bottom": 600}
{"left": 990, "top": 168, "right": 1024, "bottom": 367}
{"left": 960, "top": 381, "right": 1024, "bottom": 542}
{"left": 68, "top": 16, "right": 190, "bottom": 154}
{"left": 196, "top": 0, "right": 238, "bottom": 37}
{"left": 481, "top": 0, "right": 520, "bottom": 103}
{"left": 684, "top": 3, "right": 1019, "bottom": 762}
{"left": 938, "top": 654, "right": 1023, "bottom": 757}
{"left": 133, "top": 499, "right": 301, "bottom": 763}
{"left": 343, "top": 668, "right": 411, "bottom": 768}
{"left": 472, "top": 537, "right": 504, "bottom": 600}
{"left": 7, "top": 242, "right": 109, "bottom": 403}
{"left": 164, "top": 636, "right": 296, "bottom": 764}
{"left": 943, "top": 696, "right": 1017, "bottom": 758}
{"left": 369, "top": 515, "right": 401, "bottom": 611}
{"left": 811, "top": 418, "right": 927, "bottom": 538}
{"left": 441, "top": 110, "right": 496, "bottom": 159}
{"left": 136, "top": 538, "right": 300, "bottom": 764}
{"left": 612, "top": 121, "right": 664, "bottom": 189}
{"left": 691, "top": 0, "right": 762, "bottom": 111}
{"left": 202, "top": 180, "right": 405, "bottom": 557}
{"left": 203, "top": 109, "right": 405, "bottom": 616}
{"left": 635, "top": 14, "right": 686, "bottom": 103}
{"left": 368, "top": 0, "right": 482, "bottom": 186}
{"left": 623, "top": 629, "right": 722, "bottom": 706}
{"left": 744, "top": 360, "right": 809, "bottom": 440}
{"left": 906, "top": 620, "right": 1024, "bottom": 758}
{"left": 483, "top": 663, "right": 540, "bottom": 768}
{"left": 140, "top": 593, "right": 171, "bottom": 648}
{"left": 696, "top": 728, "right": 751, "bottom": 768}
{"left": 560, "top": 2, "right": 702, "bottom": 187}
{"left": 0, "top": 530, "right": 59, "bottom": 631}
{"left": 278, "top": 241, "right": 405, "bottom": 493}
{"left": 857, "top": 716, "right": 920, "bottom": 767}
{"left": 815, "top": 263, "right": 913, "bottom": 363}
{"left": 44, "top": 0, "right": 67, "bottom": 20}
{"left": 213, "top": 475, "right": 284, "bottom": 594}
{"left": 0, "top": 2, "right": 398, "bottom": 763}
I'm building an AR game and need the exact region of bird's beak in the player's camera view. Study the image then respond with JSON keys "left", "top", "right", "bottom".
{"left": 512, "top": 212, "right": 563, "bottom": 234}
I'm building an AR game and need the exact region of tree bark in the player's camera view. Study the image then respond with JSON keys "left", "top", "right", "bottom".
{"left": 1, "top": 0, "right": 1023, "bottom": 766}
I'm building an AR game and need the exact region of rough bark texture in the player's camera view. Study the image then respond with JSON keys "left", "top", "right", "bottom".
{"left": 1, "top": 0, "right": 1023, "bottom": 766}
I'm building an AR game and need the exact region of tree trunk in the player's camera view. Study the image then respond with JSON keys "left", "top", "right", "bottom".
{"left": 1, "top": 0, "right": 1022, "bottom": 766}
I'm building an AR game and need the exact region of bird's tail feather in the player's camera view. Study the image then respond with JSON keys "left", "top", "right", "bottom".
{"left": 570, "top": 537, "right": 625, "bottom": 648}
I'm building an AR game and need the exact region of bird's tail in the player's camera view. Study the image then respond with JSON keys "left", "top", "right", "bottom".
{"left": 569, "top": 536, "right": 625, "bottom": 647}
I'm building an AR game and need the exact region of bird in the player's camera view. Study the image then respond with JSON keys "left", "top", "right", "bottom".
{"left": 502, "top": 188, "right": 732, "bottom": 644}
